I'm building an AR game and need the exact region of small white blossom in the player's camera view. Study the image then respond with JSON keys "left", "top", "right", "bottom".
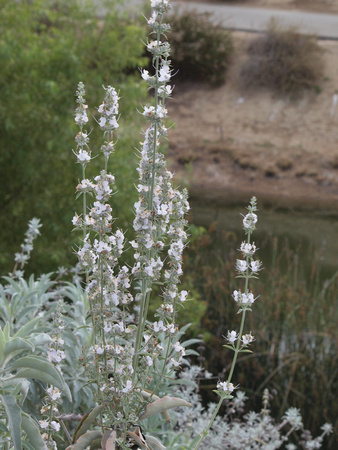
{"left": 122, "top": 380, "right": 133, "bottom": 393}
{"left": 47, "top": 349, "right": 66, "bottom": 363}
{"left": 76, "top": 149, "right": 91, "bottom": 163}
{"left": 217, "top": 381, "right": 235, "bottom": 394}
{"left": 50, "top": 421, "right": 60, "bottom": 432}
{"left": 236, "top": 259, "right": 248, "bottom": 272}
{"left": 240, "top": 242, "right": 257, "bottom": 256}
{"left": 179, "top": 290, "right": 188, "bottom": 302}
{"left": 283, "top": 407, "right": 303, "bottom": 429}
{"left": 158, "top": 64, "right": 171, "bottom": 82}
{"left": 321, "top": 423, "right": 333, "bottom": 434}
{"left": 75, "top": 110, "right": 88, "bottom": 125}
{"left": 241, "top": 333, "right": 255, "bottom": 346}
{"left": 46, "top": 387, "right": 61, "bottom": 401}
{"left": 226, "top": 330, "right": 238, "bottom": 343}
{"left": 95, "top": 345, "right": 104, "bottom": 355}
{"left": 243, "top": 212, "right": 258, "bottom": 231}
{"left": 39, "top": 420, "right": 49, "bottom": 429}
{"left": 250, "top": 260, "right": 262, "bottom": 273}
{"left": 153, "top": 320, "right": 166, "bottom": 332}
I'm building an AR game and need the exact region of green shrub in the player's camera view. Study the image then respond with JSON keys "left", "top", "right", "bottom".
{"left": 169, "top": 10, "right": 233, "bottom": 85}
{"left": 240, "top": 24, "right": 323, "bottom": 96}
{"left": 0, "top": 0, "right": 147, "bottom": 275}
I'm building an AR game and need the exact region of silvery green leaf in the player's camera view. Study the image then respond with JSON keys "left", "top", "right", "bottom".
{"left": 126, "top": 427, "right": 149, "bottom": 449}
{"left": 3, "top": 337, "right": 34, "bottom": 360}
{"left": 72, "top": 405, "right": 106, "bottom": 443}
{"left": 139, "top": 396, "right": 191, "bottom": 422}
{"left": 0, "top": 394, "right": 22, "bottom": 450}
{"left": 181, "top": 338, "right": 202, "bottom": 347}
{"left": 21, "top": 412, "right": 45, "bottom": 450}
{"left": 22, "top": 442, "right": 36, "bottom": 450}
{"left": 10, "top": 355, "right": 72, "bottom": 401}
{"left": 13, "top": 317, "right": 41, "bottom": 338}
{"left": 101, "top": 430, "right": 116, "bottom": 450}
{"left": 144, "top": 434, "right": 167, "bottom": 450}
{"left": 0, "top": 378, "right": 30, "bottom": 405}
{"left": 28, "top": 333, "right": 52, "bottom": 347}
{"left": 67, "top": 431, "right": 103, "bottom": 449}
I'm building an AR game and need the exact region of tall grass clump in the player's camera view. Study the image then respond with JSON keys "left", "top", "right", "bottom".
{"left": 240, "top": 23, "right": 323, "bottom": 96}
{"left": 183, "top": 225, "right": 337, "bottom": 447}
{"left": 169, "top": 10, "right": 233, "bottom": 85}
{"left": 0, "top": 1, "right": 333, "bottom": 449}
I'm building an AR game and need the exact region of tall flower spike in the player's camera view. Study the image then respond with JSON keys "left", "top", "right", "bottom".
{"left": 196, "top": 199, "right": 261, "bottom": 449}
{"left": 132, "top": 0, "right": 189, "bottom": 380}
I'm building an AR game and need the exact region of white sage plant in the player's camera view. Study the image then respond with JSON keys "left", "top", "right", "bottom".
{"left": 70, "top": 0, "right": 191, "bottom": 447}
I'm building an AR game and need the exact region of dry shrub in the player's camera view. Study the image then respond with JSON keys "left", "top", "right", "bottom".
{"left": 169, "top": 10, "right": 233, "bottom": 85}
{"left": 240, "top": 24, "right": 324, "bottom": 96}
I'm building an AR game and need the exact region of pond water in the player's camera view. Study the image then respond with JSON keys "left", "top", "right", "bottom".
{"left": 188, "top": 200, "right": 338, "bottom": 281}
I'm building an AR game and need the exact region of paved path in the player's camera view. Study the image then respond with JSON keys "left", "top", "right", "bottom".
{"left": 123, "top": 0, "right": 338, "bottom": 39}
{"left": 172, "top": 2, "right": 338, "bottom": 39}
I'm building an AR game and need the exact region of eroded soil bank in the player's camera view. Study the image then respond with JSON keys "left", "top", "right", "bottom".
{"left": 167, "top": 32, "right": 338, "bottom": 215}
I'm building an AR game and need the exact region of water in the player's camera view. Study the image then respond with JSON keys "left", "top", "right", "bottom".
{"left": 188, "top": 200, "right": 338, "bottom": 280}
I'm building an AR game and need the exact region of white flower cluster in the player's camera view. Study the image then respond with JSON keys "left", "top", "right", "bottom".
{"left": 235, "top": 258, "right": 262, "bottom": 274}
{"left": 74, "top": 83, "right": 91, "bottom": 166}
{"left": 39, "top": 386, "right": 62, "bottom": 448}
{"left": 74, "top": 81, "right": 88, "bottom": 126}
{"left": 242, "top": 196, "right": 258, "bottom": 233}
{"left": 13, "top": 217, "right": 42, "bottom": 276}
{"left": 73, "top": 82, "right": 138, "bottom": 402}
{"left": 217, "top": 380, "right": 235, "bottom": 394}
{"left": 47, "top": 301, "right": 66, "bottom": 367}
{"left": 98, "top": 85, "right": 119, "bottom": 132}
{"left": 129, "top": 0, "right": 190, "bottom": 373}
{"left": 232, "top": 289, "right": 256, "bottom": 307}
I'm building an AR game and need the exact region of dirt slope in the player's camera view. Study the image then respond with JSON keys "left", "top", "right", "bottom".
{"left": 167, "top": 33, "right": 338, "bottom": 213}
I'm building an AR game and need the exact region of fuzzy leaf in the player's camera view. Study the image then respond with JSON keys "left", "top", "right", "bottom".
{"left": 126, "top": 427, "right": 149, "bottom": 449}
{"left": 21, "top": 412, "right": 45, "bottom": 450}
{"left": 144, "top": 434, "right": 166, "bottom": 450}
{"left": 0, "top": 378, "right": 30, "bottom": 405}
{"left": 184, "top": 349, "right": 199, "bottom": 356}
{"left": 0, "top": 327, "right": 6, "bottom": 356}
{"left": 181, "top": 338, "right": 202, "bottom": 347}
{"left": 140, "top": 390, "right": 170, "bottom": 422}
{"left": 223, "top": 344, "right": 236, "bottom": 350}
{"left": 28, "top": 333, "right": 52, "bottom": 348}
{"left": 67, "top": 431, "right": 103, "bottom": 450}
{"left": 3, "top": 337, "right": 34, "bottom": 359}
{"left": 0, "top": 422, "right": 9, "bottom": 433}
{"left": 139, "top": 396, "right": 192, "bottom": 422}
{"left": 101, "top": 430, "right": 116, "bottom": 450}
{"left": 72, "top": 405, "right": 106, "bottom": 443}
{"left": 169, "top": 378, "right": 198, "bottom": 389}
{"left": 10, "top": 356, "right": 71, "bottom": 401}
{"left": 13, "top": 317, "right": 41, "bottom": 338}
{"left": 0, "top": 394, "right": 22, "bottom": 450}
{"left": 22, "top": 442, "right": 36, "bottom": 450}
